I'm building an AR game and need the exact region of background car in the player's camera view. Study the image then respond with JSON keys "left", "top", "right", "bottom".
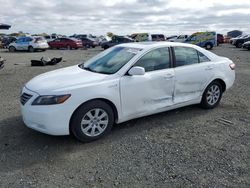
{"left": 130, "top": 33, "right": 164, "bottom": 42}
{"left": 242, "top": 41, "right": 250, "bottom": 50}
{"left": 48, "top": 38, "right": 82, "bottom": 49}
{"left": 184, "top": 31, "right": 217, "bottom": 50}
{"left": 169, "top": 35, "right": 189, "bottom": 42}
{"left": 233, "top": 34, "right": 250, "bottom": 48}
{"left": 101, "top": 35, "right": 134, "bottom": 49}
{"left": 81, "top": 38, "right": 98, "bottom": 48}
{"left": 2, "top": 36, "right": 17, "bottom": 48}
{"left": 44, "top": 34, "right": 58, "bottom": 42}
{"left": 229, "top": 34, "right": 243, "bottom": 44}
{"left": 151, "top": 34, "right": 165, "bottom": 41}
{"left": 217, "top": 34, "right": 224, "bottom": 45}
{"left": 8, "top": 36, "right": 49, "bottom": 52}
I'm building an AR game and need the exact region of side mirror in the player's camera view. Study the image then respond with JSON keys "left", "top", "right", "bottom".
{"left": 128, "top": 66, "right": 145, "bottom": 76}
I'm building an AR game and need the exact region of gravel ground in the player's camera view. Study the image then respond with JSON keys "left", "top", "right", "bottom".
{"left": 0, "top": 44, "right": 249, "bottom": 188}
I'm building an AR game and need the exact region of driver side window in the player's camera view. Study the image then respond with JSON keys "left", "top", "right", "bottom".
{"left": 133, "top": 47, "right": 170, "bottom": 72}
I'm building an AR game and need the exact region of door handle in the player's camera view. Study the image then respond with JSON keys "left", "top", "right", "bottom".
{"left": 164, "top": 74, "right": 174, "bottom": 79}
{"left": 205, "top": 66, "right": 213, "bottom": 70}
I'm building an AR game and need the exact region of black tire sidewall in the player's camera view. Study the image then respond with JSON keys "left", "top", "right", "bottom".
{"left": 29, "top": 46, "right": 34, "bottom": 52}
{"left": 205, "top": 43, "right": 213, "bottom": 50}
{"left": 236, "top": 43, "right": 242, "bottom": 48}
{"left": 71, "top": 100, "right": 114, "bottom": 142}
{"left": 9, "top": 46, "right": 15, "bottom": 52}
{"left": 201, "top": 81, "right": 222, "bottom": 109}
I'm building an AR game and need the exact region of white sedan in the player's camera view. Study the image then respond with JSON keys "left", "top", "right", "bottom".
{"left": 20, "top": 42, "right": 235, "bottom": 142}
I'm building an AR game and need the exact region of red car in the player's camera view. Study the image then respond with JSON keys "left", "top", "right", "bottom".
{"left": 217, "top": 34, "right": 224, "bottom": 45}
{"left": 48, "top": 38, "right": 82, "bottom": 49}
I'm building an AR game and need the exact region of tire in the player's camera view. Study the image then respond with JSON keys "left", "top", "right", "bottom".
{"left": 70, "top": 100, "right": 114, "bottom": 142}
{"left": 28, "top": 46, "right": 34, "bottom": 52}
{"left": 205, "top": 43, "right": 213, "bottom": 50}
{"left": 9, "top": 46, "right": 16, "bottom": 52}
{"left": 236, "top": 43, "right": 243, "bottom": 48}
{"left": 200, "top": 81, "right": 223, "bottom": 109}
{"left": 103, "top": 45, "right": 109, "bottom": 50}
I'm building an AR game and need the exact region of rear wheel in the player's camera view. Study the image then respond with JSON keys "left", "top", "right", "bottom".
{"left": 201, "top": 81, "right": 223, "bottom": 109}
{"left": 9, "top": 46, "right": 16, "bottom": 52}
{"left": 28, "top": 46, "right": 34, "bottom": 52}
{"left": 70, "top": 100, "right": 114, "bottom": 142}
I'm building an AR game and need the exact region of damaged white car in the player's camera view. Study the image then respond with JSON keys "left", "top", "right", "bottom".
{"left": 20, "top": 42, "right": 235, "bottom": 142}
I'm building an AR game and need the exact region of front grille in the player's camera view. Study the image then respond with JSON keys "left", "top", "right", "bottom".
{"left": 20, "top": 93, "right": 33, "bottom": 105}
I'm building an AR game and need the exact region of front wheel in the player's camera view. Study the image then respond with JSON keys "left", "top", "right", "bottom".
{"left": 9, "top": 46, "right": 16, "bottom": 52}
{"left": 70, "top": 100, "right": 114, "bottom": 142}
{"left": 205, "top": 43, "right": 213, "bottom": 50}
{"left": 103, "top": 45, "right": 109, "bottom": 50}
{"left": 200, "top": 81, "right": 222, "bottom": 109}
{"left": 236, "top": 43, "right": 243, "bottom": 48}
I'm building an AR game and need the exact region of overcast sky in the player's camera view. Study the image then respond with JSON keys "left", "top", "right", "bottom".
{"left": 1, "top": 0, "right": 250, "bottom": 36}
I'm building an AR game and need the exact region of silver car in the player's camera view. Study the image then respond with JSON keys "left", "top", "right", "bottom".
{"left": 8, "top": 36, "right": 49, "bottom": 52}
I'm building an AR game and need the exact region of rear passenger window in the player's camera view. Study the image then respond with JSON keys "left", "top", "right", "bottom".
{"left": 133, "top": 48, "right": 170, "bottom": 72}
{"left": 198, "top": 51, "right": 210, "bottom": 62}
{"left": 24, "top": 37, "right": 32, "bottom": 42}
{"left": 174, "top": 47, "right": 199, "bottom": 67}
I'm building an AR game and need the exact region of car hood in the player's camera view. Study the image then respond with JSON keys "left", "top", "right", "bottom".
{"left": 25, "top": 65, "right": 108, "bottom": 94}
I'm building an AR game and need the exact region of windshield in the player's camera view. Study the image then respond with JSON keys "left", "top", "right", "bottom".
{"left": 80, "top": 46, "right": 141, "bottom": 74}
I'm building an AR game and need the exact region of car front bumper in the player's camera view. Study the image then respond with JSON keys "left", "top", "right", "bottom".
{"left": 20, "top": 87, "right": 71, "bottom": 136}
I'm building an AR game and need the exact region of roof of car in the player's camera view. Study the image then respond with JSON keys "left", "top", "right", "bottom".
{"left": 117, "top": 42, "right": 219, "bottom": 60}
{"left": 117, "top": 41, "right": 200, "bottom": 49}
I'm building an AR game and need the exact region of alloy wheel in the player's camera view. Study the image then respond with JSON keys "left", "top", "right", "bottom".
{"left": 80, "top": 108, "right": 109, "bottom": 137}
{"left": 206, "top": 84, "right": 221, "bottom": 105}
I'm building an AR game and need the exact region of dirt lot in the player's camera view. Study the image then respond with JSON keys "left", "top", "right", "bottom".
{"left": 0, "top": 44, "right": 249, "bottom": 187}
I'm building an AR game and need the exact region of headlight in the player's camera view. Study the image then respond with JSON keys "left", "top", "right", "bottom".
{"left": 32, "top": 94, "right": 71, "bottom": 105}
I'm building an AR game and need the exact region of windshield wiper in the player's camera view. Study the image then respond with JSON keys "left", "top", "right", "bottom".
{"left": 83, "top": 66, "right": 93, "bottom": 71}
{"left": 79, "top": 64, "right": 111, "bottom": 75}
